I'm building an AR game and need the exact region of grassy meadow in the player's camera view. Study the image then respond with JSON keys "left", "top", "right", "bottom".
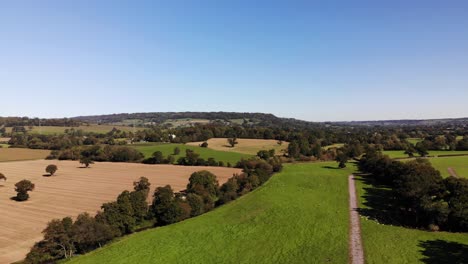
{"left": 69, "top": 162, "right": 352, "bottom": 264}
{"left": 429, "top": 156, "right": 468, "bottom": 178}
{"left": 131, "top": 143, "right": 252, "bottom": 165}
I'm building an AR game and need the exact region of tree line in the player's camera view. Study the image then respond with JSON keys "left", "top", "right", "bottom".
{"left": 358, "top": 151, "right": 467, "bottom": 232}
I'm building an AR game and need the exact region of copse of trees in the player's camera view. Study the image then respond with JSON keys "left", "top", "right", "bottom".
{"left": 358, "top": 152, "right": 468, "bottom": 232}
{"left": 14, "top": 180, "right": 35, "bottom": 201}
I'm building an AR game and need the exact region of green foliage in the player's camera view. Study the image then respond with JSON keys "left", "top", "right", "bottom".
{"left": 150, "top": 185, "right": 183, "bottom": 225}
{"left": 14, "top": 179, "right": 35, "bottom": 201}
{"left": 45, "top": 164, "right": 58, "bottom": 176}
{"left": 227, "top": 137, "right": 238, "bottom": 147}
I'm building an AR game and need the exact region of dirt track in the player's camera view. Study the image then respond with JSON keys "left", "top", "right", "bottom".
{"left": 0, "top": 160, "right": 241, "bottom": 263}
{"left": 447, "top": 167, "right": 459, "bottom": 178}
{"left": 348, "top": 175, "right": 364, "bottom": 264}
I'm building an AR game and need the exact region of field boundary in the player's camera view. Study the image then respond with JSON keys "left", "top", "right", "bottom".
{"left": 348, "top": 174, "right": 364, "bottom": 264}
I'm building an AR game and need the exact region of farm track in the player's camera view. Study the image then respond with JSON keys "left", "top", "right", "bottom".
{"left": 348, "top": 175, "right": 365, "bottom": 264}
{"left": 0, "top": 160, "right": 240, "bottom": 263}
{"left": 447, "top": 167, "right": 458, "bottom": 178}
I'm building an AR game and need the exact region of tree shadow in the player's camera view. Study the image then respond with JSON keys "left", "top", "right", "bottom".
{"left": 42, "top": 174, "right": 52, "bottom": 177}
{"left": 321, "top": 166, "right": 341, "bottom": 170}
{"left": 353, "top": 174, "right": 404, "bottom": 226}
{"left": 419, "top": 239, "right": 468, "bottom": 264}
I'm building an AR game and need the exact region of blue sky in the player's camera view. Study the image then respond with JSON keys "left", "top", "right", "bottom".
{"left": 1, "top": 1, "right": 467, "bottom": 121}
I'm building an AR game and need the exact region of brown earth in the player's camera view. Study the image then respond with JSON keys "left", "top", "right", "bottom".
{"left": 0, "top": 160, "right": 241, "bottom": 263}
{"left": 187, "top": 138, "right": 289, "bottom": 155}
{"left": 0, "top": 148, "right": 50, "bottom": 162}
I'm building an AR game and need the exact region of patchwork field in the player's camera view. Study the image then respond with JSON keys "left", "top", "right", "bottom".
{"left": 5, "top": 125, "right": 134, "bottom": 135}
{"left": 0, "top": 148, "right": 50, "bottom": 162}
{"left": 131, "top": 143, "right": 251, "bottom": 165}
{"left": 429, "top": 156, "right": 468, "bottom": 178}
{"left": 0, "top": 160, "right": 240, "bottom": 263}
{"left": 69, "top": 162, "right": 352, "bottom": 264}
{"left": 353, "top": 164, "right": 468, "bottom": 263}
{"left": 187, "top": 138, "right": 289, "bottom": 155}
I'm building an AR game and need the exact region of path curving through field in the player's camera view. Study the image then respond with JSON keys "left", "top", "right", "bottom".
{"left": 447, "top": 167, "right": 459, "bottom": 178}
{"left": 348, "top": 174, "right": 365, "bottom": 264}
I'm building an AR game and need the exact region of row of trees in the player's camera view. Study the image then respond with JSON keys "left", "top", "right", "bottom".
{"left": 358, "top": 151, "right": 468, "bottom": 232}
{"left": 26, "top": 156, "right": 281, "bottom": 263}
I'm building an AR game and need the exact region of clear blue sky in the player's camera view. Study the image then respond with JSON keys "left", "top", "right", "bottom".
{"left": 1, "top": 1, "right": 467, "bottom": 121}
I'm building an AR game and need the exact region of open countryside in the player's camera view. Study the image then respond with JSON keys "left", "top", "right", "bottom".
{"left": 0, "top": 160, "right": 240, "bottom": 263}
{"left": 1, "top": 2, "right": 468, "bottom": 264}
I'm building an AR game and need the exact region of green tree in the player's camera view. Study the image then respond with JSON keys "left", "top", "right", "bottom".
{"left": 150, "top": 185, "right": 183, "bottom": 225}
{"left": 227, "top": 137, "right": 238, "bottom": 148}
{"left": 71, "top": 213, "right": 114, "bottom": 253}
{"left": 15, "top": 179, "right": 35, "bottom": 201}
{"left": 45, "top": 164, "right": 58, "bottom": 176}
{"left": 79, "top": 157, "right": 94, "bottom": 168}
{"left": 173, "top": 147, "right": 181, "bottom": 155}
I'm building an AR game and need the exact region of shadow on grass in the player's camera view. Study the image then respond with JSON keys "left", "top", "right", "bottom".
{"left": 353, "top": 174, "right": 404, "bottom": 226}
{"left": 321, "top": 166, "right": 341, "bottom": 170}
{"left": 419, "top": 239, "right": 468, "bottom": 264}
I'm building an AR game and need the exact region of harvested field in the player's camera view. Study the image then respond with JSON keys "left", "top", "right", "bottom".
{"left": 0, "top": 160, "right": 241, "bottom": 263}
{"left": 0, "top": 148, "right": 50, "bottom": 162}
{"left": 0, "top": 137, "right": 11, "bottom": 143}
{"left": 187, "top": 138, "right": 288, "bottom": 155}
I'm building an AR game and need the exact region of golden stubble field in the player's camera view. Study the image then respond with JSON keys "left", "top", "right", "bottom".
{"left": 0, "top": 160, "right": 241, "bottom": 263}
{"left": 187, "top": 138, "right": 289, "bottom": 155}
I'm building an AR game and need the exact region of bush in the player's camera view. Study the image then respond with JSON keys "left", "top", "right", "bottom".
{"left": 45, "top": 164, "right": 58, "bottom": 176}
{"left": 15, "top": 180, "right": 35, "bottom": 201}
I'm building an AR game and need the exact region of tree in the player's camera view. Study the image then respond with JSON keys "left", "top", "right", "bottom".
{"left": 133, "top": 177, "right": 151, "bottom": 196}
{"left": 42, "top": 217, "right": 75, "bottom": 259}
{"left": 415, "top": 142, "right": 429, "bottom": 157}
{"left": 15, "top": 179, "right": 35, "bottom": 201}
{"left": 46, "top": 164, "right": 58, "bottom": 176}
{"left": 287, "top": 141, "right": 300, "bottom": 158}
{"left": 404, "top": 145, "right": 416, "bottom": 157}
{"left": 150, "top": 185, "right": 183, "bottom": 225}
{"left": 335, "top": 152, "right": 348, "bottom": 168}
{"left": 200, "top": 141, "right": 208, "bottom": 148}
{"left": 186, "top": 193, "right": 205, "bottom": 216}
{"left": 227, "top": 137, "right": 238, "bottom": 148}
{"left": 71, "top": 213, "right": 114, "bottom": 253}
{"left": 0, "top": 173, "right": 6, "bottom": 182}
{"left": 173, "top": 147, "right": 181, "bottom": 155}
{"left": 186, "top": 171, "right": 219, "bottom": 198}
{"left": 79, "top": 157, "right": 94, "bottom": 168}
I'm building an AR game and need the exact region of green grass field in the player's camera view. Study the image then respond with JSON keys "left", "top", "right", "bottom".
{"left": 354, "top": 163, "right": 468, "bottom": 263}
{"left": 0, "top": 143, "right": 9, "bottom": 148}
{"left": 383, "top": 150, "right": 468, "bottom": 159}
{"left": 5, "top": 125, "right": 134, "bottom": 135}
{"left": 69, "top": 162, "right": 352, "bottom": 264}
{"left": 407, "top": 138, "right": 423, "bottom": 145}
{"left": 131, "top": 143, "right": 252, "bottom": 165}
{"left": 323, "top": 143, "right": 345, "bottom": 150}
{"left": 429, "top": 156, "right": 468, "bottom": 178}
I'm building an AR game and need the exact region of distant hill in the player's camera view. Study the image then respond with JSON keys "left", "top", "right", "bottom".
{"left": 330, "top": 117, "right": 468, "bottom": 127}
{"left": 71, "top": 112, "right": 318, "bottom": 128}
